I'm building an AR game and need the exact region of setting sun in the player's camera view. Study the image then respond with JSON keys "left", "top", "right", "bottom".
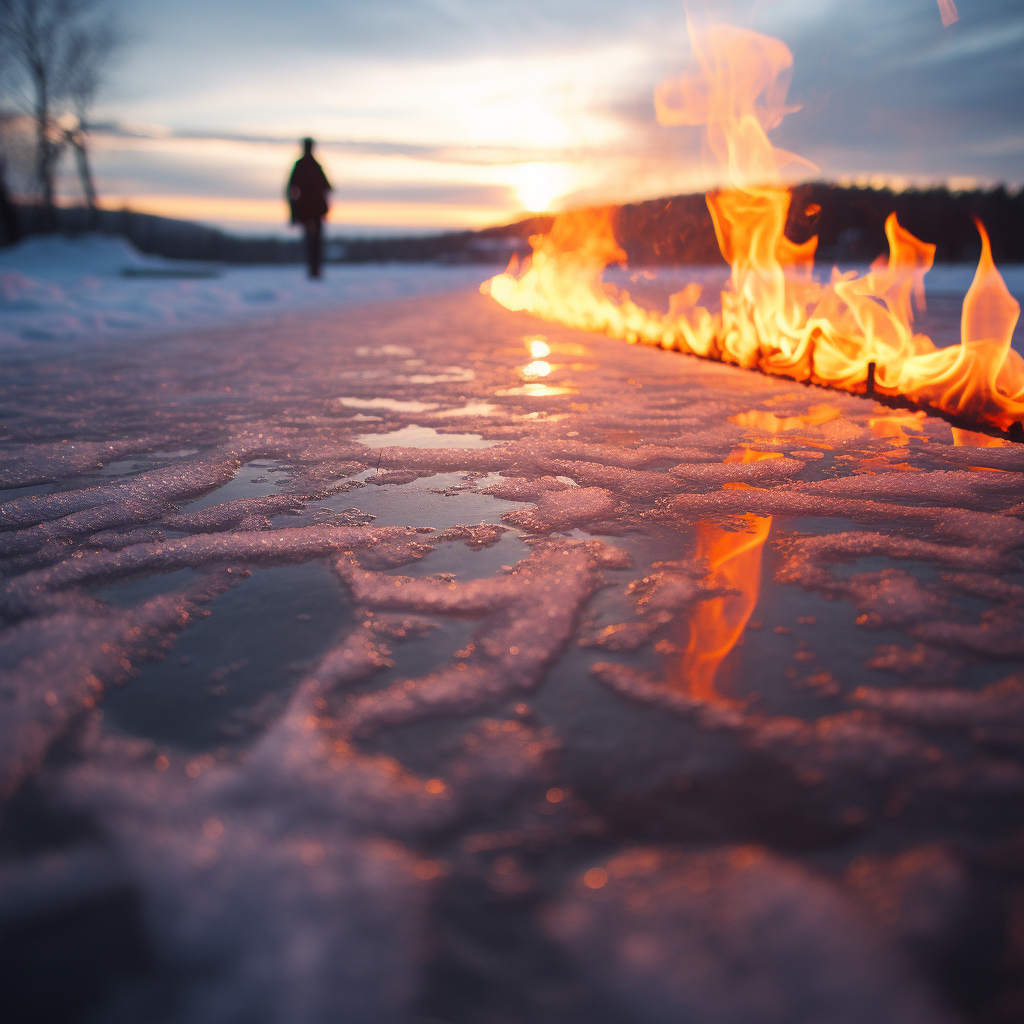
{"left": 513, "top": 163, "right": 574, "bottom": 213}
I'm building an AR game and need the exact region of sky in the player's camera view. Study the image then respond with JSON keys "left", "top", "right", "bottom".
{"left": 24, "top": 0, "right": 1024, "bottom": 235}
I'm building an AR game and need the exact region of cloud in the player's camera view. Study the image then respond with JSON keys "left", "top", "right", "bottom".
{"left": 77, "top": 0, "right": 1024, "bottom": 231}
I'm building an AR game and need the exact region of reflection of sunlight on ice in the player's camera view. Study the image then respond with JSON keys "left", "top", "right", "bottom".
{"left": 433, "top": 402, "right": 499, "bottom": 418}
{"left": 525, "top": 335, "right": 551, "bottom": 359}
{"left": 356, "top": 425, "right": 504, "bottom": 449}
{"left": 522, "top": 360, "right": 552, "bottom": 378}
{"left": 495, "top": 383, "right": 578, "bottom": 397}
{"left": 338, "top": 397, "right": 438, "bottom": 413}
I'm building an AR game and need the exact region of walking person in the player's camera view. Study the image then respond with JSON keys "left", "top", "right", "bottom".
{"left": 287, "top": 138, "right": 332, "bottom": 279}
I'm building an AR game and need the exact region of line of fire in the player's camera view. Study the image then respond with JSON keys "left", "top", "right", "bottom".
{"left": 483, "top": 23, "right": 1023, "bottom": 437}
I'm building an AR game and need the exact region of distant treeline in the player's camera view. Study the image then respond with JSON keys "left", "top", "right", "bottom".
{"left": 616, "top": 183, "right": 1024, "bottom": 266}
{"left": 3, "top": 185, "right": 1022, "bottom": 266}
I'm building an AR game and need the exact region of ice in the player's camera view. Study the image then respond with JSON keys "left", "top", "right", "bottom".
{"left": 1, "top": 286, "right": 1023, "bottom": 1021}
{"left": 0, "top": 572, "right": 231, "bottom": 803}
{"left": 503, "top": 487, "right": 619, "bottom": 532}
{"left": 333, "top": 540, "right": 628, "bottom": 737}
{"left": 843, "top": 846, "right": 977, "bottom": 982}
{"left": 0, "top": 526, "right": 421, "bottom": 617}
{"left": 545, "top": 846, "right": 946, "bottom": 1024}
{"left": 851, "top": 674, "right": 1024, "bottom": 746}
{"left": 54, "top": 615, "right": 558, "bottom": 1024}
{"left": 793, "top": 469, "right": 1024, "bottom": 508}
{"left": 865, "top": 644, "right": 965, "bottom": 687}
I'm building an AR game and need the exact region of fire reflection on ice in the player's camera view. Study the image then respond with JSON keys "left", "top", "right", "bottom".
{"left": 730, "top": 405, "right": 841, "bottom": 434}
{"left": 669, "top": 515, "right": 772, "bottom": 705}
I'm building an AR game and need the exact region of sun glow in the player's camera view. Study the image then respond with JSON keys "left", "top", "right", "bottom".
{"left": 513, "top": 163, "right": 575, "bottom": 213}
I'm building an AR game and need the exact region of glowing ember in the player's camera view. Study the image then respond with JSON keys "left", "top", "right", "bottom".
{"left": 483, "top": 22, "right": 1023, "bottom": 433}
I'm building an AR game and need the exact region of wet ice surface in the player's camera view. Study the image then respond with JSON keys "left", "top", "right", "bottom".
{"left": 1, "top": 287, "right": 1023, "bottom": 1024}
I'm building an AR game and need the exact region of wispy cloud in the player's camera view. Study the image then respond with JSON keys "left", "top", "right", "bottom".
{"left": 55, "top": 0, "right": 1023, "bottom": 232}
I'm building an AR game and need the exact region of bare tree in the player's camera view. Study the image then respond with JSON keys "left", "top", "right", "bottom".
{"left": 0, "top": 15, "right": 23, "bottom": 241}
{"left": 0, "top": 0, "right": 119, "bottom": 227}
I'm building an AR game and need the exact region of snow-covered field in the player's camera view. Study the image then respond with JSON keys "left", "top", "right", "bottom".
{"left": 1, "top": 233, "right": 1019, "bottom": 350}
{"left": 0, "top": 234, "right": 498, "bottom": 348}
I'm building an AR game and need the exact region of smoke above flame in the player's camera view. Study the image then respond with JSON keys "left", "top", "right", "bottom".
{"left": 482, "top": 22, "right": 1023, "bottom": 432}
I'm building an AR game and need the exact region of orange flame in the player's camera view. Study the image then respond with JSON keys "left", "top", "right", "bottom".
{"left": 482, "top": 23, "right": 1024, "bottom": 433}
{"left": 670, "top": 513, "right": 771, "bottom": 703}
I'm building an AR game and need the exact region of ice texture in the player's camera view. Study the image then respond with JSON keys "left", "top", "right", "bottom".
{"left": 545, "top": 846, "right": 946, "bottom": 1024}
{"left": 1, "top": 287, "right": 1023, "bottom": 1023}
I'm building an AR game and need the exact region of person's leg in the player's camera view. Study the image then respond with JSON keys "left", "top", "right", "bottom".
{"left": 308, "top": 219, "right": 323, "bottom": 279}
{"left": 302, "top": 221, "right": 318, "bottom": 278}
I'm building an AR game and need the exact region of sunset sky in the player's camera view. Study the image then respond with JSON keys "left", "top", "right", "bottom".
{"left": 43, "top": 0, "right": 1024, "bottom": 235}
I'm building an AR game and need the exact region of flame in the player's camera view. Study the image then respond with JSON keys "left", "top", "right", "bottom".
{"left": 669, "top": 513, "right": 771, "bottom": 703}
{"left": 482, "top": 22, "right": 1024, "bottom": 433}
{"left": 937, "top": 0, "right": 959, "bottom": 28}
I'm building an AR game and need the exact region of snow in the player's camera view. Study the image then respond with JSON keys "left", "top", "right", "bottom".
{"left": 1, "top": 233, "right": 1019, "bottom": 351}
{"left": 0, "top": 233, "right": 496, "bottom": 347}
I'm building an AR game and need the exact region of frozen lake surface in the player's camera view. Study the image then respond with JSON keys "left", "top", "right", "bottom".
{"left": 0, "top": 263, "right": 1022, "bottom": 1024}
{"left": 2, "top": 233, "right": 1021, "bottom": 353}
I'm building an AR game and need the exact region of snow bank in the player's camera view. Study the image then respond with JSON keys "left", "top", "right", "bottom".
{"left": 0, "top": 233, "right": 496, "bottom": 347}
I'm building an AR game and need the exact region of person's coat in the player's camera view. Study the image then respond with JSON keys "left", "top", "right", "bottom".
{"left": 287, "top": 155, "right": 331, "bottom": 224}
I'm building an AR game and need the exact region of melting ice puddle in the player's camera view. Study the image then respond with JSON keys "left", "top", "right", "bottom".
{"left": 356, "top": 425, "right": 504, "bottom": 449}
{"left": 337, "top": 397, "right": 438, "bottom": 413}
{"left": 178, "top": 459, "right": 289, "bottom": 513}
{"left": 94, "top": 450, "right": 201, "bottom": 479}
{"left": 102, "top": 562, "right": 352, "bottom": 751}
{"left": 91, "top": 568, "right": 206, "bottom": 608}
{"left": 314, "top": 471, "right": 528, "bottom": 531}
{"left": 0, "top": 481, "right": 56, "bottom": 501}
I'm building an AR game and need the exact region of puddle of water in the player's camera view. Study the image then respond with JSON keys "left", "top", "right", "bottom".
{"left": 0, "top": 482, "right": 56, "bottom": 501}
{"left": 102, "top": 562, "right": 352, "bottom": 751}
{"left": 177, "top": 460, "right": 289, "bottom": 512}
{"left": 315, "top": 471, "right": 528, "bottom": 530}
{"left": 402, "top": 529, "right": 532, "bottom": 582}
{"left": 94, "top": 450, "right": 200, "bottom": 479}
{"left": 432, "top": 402, "right": 499, "bottom": 418}
{"left": 91, "top": 568, "right": 207, "bottom": 608}
{"left": 338, "top": 397, "right": 438, "bottom": 413}
{"left": 402, "top": 368, "right": 476, "bottom": 385}
{"left": 356, "top": 425, "right": 504, "bottom": 450}
{"left": 494, "top": 384, "right": 579, "bottom": 397}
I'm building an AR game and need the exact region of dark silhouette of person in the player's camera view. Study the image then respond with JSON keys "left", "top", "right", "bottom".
{"left": 287, "top": 138, "right": 331, "bottom": 279}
